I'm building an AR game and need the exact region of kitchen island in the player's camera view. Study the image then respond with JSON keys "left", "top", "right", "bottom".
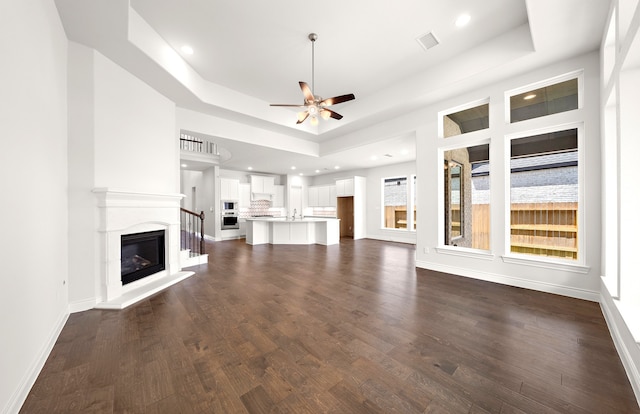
{"left": 245, "top": 217, "right": 340, "bottom": 245}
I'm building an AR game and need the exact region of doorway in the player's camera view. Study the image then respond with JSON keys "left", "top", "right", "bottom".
{"left": 337, "top": 196, "right": 354, "bottom": 238}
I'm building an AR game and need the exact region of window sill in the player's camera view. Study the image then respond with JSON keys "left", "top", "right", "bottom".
{"left": 501, "top": 254, "right": 590, "bottom": 274}
{"left": 381, "top": 227, "right": 416, "bottom": 233}
{"left": 435, "top": 246, "right": 495, "bottom": 261}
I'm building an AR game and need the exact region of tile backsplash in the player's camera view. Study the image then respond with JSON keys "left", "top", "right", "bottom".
{"left": 239, "top": 199, "right": 285, "bottom": 218}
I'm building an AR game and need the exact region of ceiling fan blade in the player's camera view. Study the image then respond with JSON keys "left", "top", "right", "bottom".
{"left": 296, "top": 111, "right": 310, "bottom": 124}
{"left": 270, "top": 104, "right": 307, "bottom": 107}
{"left": 321, "top": 108, "right": 343, "bottom": 120}
{"left": 299, "top": 81, "right": 315, "bottom": 103}
{"left": 320, "top": 93, "right": 355, "bottom": 106}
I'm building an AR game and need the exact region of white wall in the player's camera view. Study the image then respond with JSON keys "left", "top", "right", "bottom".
{"left": 362, "top": 162, "right": 417, "bottom": 244}
{"left": 310, "top": 163, "right": 417, "bottom": 244}
{"left": 67, "top": 42, "right": 97, "bottom": 312}
{"left": 93, "top": 53, "right": 178, "bottom": 193}
{"left": 599, "top": 0, "right": 640, "bottom": 402}
{"left": 0, "top": 1, "right": 70, "bottom": 412}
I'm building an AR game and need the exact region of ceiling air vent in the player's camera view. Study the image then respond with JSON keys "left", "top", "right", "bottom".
{"left": 416, "top": 31, "right": 440, "bottom": 51}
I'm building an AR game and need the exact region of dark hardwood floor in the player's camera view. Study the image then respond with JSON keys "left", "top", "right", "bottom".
{"left": 21, "top": 239, "right": 639, "bottom": 413}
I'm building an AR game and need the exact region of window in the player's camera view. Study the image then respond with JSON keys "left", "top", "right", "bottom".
{"left": 509, "top": 128, "right": 578, "bottom": 260}
{"left": 382, "top": 175, "right": 416, "bottom": 231}
{"left": 412, "top": 175, "right": 417, "bottom": 230}
{"left": 383, "top": 177, "right": 408, "bottom": 229}
{"left": 510, "top": 78, "right": 578, "bottom": 123}
{"left": 442, "top": 102, "right": 489, "bottom": 138}
{"left": 444, "top": 144, "right": 490, "bottom": 249}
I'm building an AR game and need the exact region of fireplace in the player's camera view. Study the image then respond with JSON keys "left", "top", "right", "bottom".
{"left": 92, "top": 188, "right": 195, "bottom": 310}
{"left": 121, "top": 230, "right": 165, "bottom": 285}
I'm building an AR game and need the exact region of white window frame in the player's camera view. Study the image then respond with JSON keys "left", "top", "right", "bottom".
{"left": 381, "top": 175, "right": 416, "bottom": 232}
{"left": 505, "top": 70, "right": 584, "bottom": 124}
{"left": 438, "top": 97, "right": 490, "bottom": 139}
{"left": 502, "top": 122, "right": 589, "bottom": 272}
{"left": 436, "top": 138, "right": 492, "bottom": 258}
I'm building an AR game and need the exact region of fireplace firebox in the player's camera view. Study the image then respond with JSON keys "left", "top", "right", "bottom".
{"left": 121, "top": 230, "right": 166, "bottom": 285}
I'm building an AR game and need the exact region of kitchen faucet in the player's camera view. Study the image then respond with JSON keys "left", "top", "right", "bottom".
{"left": 292, "top": 208, "right": 297, "bottom": 220}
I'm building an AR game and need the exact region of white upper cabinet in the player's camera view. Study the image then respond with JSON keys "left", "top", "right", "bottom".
{"left": 220, "top": 178, "right": 240, "bottom": 200}
{"left": 239, "top": 183, "right": 251, "bottom": 208}
{"left": 250, "top": 175, "right": 276, "bottom": 194}
{"left": 307, "top": 186, "right": 319, "bottom": 207}
{"left": 307, "top": 185, "right": 336, "bottom": 207}
{"left": 336, "top": 178, "right": 354, "bottom": 197}
{"left": 273, "top": 185, "right": 285, "bottom": 207}
{"left": 318, "top": 185, "right": 333, "bottom": 206}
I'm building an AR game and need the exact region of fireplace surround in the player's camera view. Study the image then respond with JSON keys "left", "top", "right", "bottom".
{"left": 93, "top": 188, "right": 194, "bottom": 309}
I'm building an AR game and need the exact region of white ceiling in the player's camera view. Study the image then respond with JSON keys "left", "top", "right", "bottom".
{"left": 54, "top": 0, "right": 609, "bottom": 176}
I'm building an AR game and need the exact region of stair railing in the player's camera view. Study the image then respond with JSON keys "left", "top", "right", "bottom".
{"left": 180, "top": 208, "right": 205, "bottom": 256}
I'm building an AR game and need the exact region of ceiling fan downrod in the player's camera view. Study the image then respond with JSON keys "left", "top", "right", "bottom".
{"left": 309, "top": 33, "right": 317, "bottom": 97}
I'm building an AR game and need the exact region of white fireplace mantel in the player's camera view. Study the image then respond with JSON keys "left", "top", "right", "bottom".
{"left": 93, "top": 188, "right": 194, "bottom": 309}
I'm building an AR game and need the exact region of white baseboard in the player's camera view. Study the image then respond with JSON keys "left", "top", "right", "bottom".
{"left": 3, "top": 309, "right": 69, "bottom": 414}
{"left": 600, "top": 284, "right": 640, "bottom": 406}
{"left": 365, "top": 235, "right": 417, "bottom": 245}
{"left": 68, "top": 297, "right": 98, "bottom": 313}
{"left": 415, "top": 259, "right": 600, "bottom": 302}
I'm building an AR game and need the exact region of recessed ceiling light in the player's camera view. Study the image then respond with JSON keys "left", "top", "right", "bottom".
{"left": 181, "top": 164, "right": 187, "bottom": 168}
{"left": 455, "top": 14, "right": 471, "bottom": 27}
{"left": 315, "top": 169, "right": 320, "bottom": 173}
{"left": 248, "top": 166, "right": 253, "bottom": 170}
{"left": 334, "top": 166, "right": 340, "bottom": 169}
{"left": 291, "top": 166, "right": 296, "bottom": 170}
{"left": 370, "top": 155, "right": 378, "bottom": 161}
{"left": 299, "top": 173, "right": 304, "bottom": 176}
{"left": 524, "top": 94, "right": 537, "bottom": 100}
{"left": 181, "top": 45, "right": 194, "bottom": 55}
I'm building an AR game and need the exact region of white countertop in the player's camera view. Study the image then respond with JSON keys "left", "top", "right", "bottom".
{"left": 246, "top": 217, "right": 339, "bottom": 223}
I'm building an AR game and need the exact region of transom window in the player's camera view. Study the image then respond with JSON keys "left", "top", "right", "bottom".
{"left": 441, "top": 102, "right": 489, "bottom": 138}
{"left": 509, "top": 78, "right": 578, "bottom": 123}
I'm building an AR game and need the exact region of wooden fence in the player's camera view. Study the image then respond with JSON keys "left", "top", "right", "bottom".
{"left": 471, "top": 202, "right": 578, "bottom": 260}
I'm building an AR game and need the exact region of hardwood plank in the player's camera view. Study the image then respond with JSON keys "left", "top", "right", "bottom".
{"left": 19, "top": 238, "right": 640, "bottom": 413}
{"left": 239, "top": 385, "right": 275, "bottom": 413}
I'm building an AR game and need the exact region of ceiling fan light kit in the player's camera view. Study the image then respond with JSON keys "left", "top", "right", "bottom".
{"left": 270, "top": 33, "right": 355, "bottom": 125}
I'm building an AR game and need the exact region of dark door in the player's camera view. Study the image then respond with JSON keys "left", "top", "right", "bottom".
{"left": 337, "top": 196, "right": 354, "bottom": 238}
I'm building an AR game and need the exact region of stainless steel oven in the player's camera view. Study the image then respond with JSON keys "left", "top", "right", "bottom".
{"left": 221, "top": 212, "right": 239, "bottom": 230}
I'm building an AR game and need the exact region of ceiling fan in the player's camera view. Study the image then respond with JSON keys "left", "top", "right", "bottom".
{"left": 270, "top": 33, "right": 355, "bottom": 126}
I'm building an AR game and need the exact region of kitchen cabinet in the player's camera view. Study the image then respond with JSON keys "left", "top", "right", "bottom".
{"left": 307, "top": 186, "right": 319, "bottom": 207}
{"left": 318, "top": 185, "right": 334, "bottom": 207}
{"left": 336, "top": 178, "right": 354, "bottom": 197}
{"left": 307, "top": 185, "right": 336, "bottom": 207}
{"left": 220, "top": 178, "right": 239, "bottom": 200}
{"left": 250, "top": 175, "right": 276, "bottom": 195}
{"left": 273, "top": 185, "right": 285, "bottom": 207}
{"left": 246, "top": 218, "right": 339, "bottom": 246}
{"left": 239, "top": 183, "right": 251, "bottom": 208}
